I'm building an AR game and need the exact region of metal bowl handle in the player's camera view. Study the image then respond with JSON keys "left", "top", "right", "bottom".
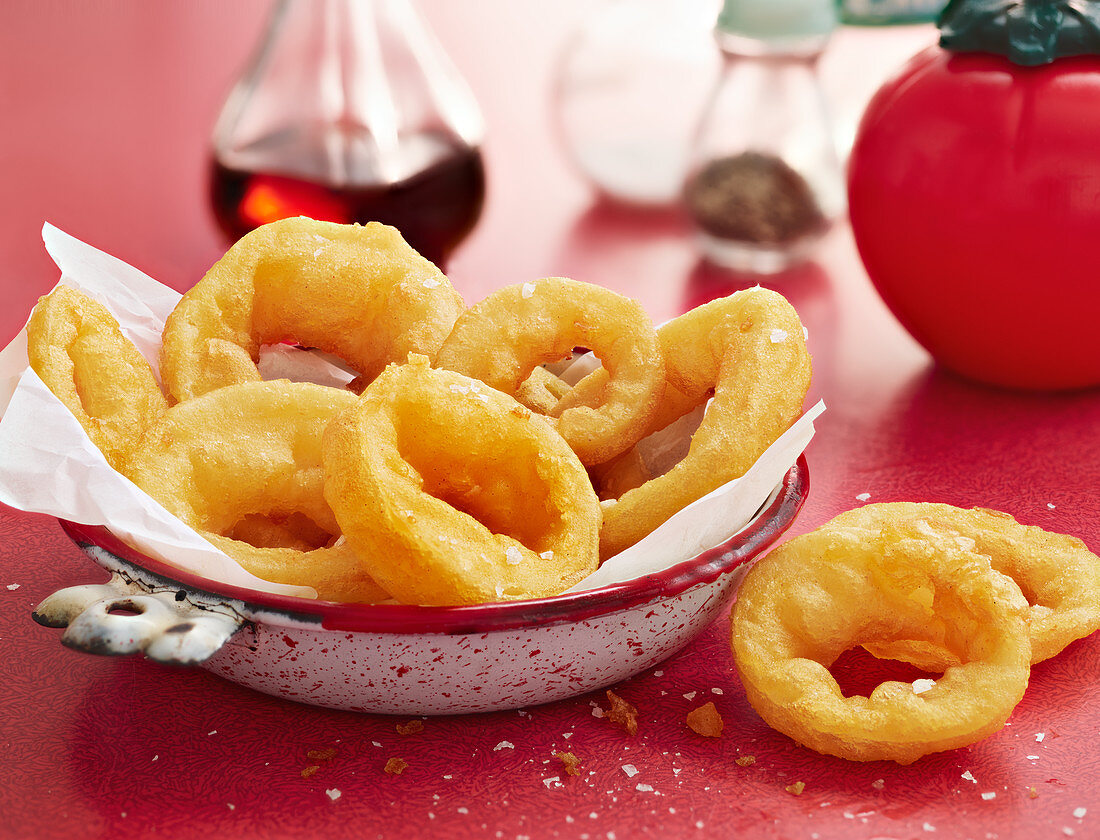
{"left": 32, "top": 572, "right": 243, "bottom": 665}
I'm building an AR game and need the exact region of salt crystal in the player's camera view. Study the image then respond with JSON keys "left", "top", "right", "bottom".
{"left": 326, "top": 789, "right": 341, "bottom": 801}
{"left": 711, "top": 688, "right": 724, "bottom": 695}
{"left": 227, "top": 803, "right": 235, "bottom": 811}
{"left": 521, "top": 282, "right": 537, "bottom": 299}
{"left": 543, "top": 777, "right": 561, "bottom": 789}
{"left": 1037, "top": 733, "right": 1046, "bottom": 742}
{"left": 856, "top": 492, "right": 871, "bottom": 502}
{"left": 696, "top": 822, "right": 704, "bottom": 830}
{"left": 912, "top": 678, "right": 935, "bottom": 694}
{"left": 683, "top": 692, "right": 697, "bottom": 700}
{"left": 591, "top": 706, "right": 605, "bottom": 718}
{"left": 443, "top": 774, "right": 453, "bottom": 779}
{"left": 924, "top": 824, "right": 936, "bottom": 832}
{"left": 1027, "top": 755, "right": 1040, "bottom": 760}
{"left": 636, "top": 784, "right": 654, "bottom": 792}
{"left": 653, "top": 670, "right": 663, "bottom": 677}
{"left": 208, "top": 730, "right": 217, "bottom": 736}
{"left": 1048, "top": 503, "right": 1056, "bottom": 510}
{"left": 6, "top": 583, "right": 19, "bottom": 590}
{"left": 1075, "top": 808, "right": 1087, "bottom": 819}
{"left": 871, "top": 779, "right": 885, "bottom": 790}
{"left": 457, "top": 807, "right": 469, "bottom": 814}
{"left": 621, "top": 764, "right": 639, "bottom": 778}
{"left": 962, "top": 770, "right": 977, "bottom": 783}
{"left": 494, "top": 741, "right": 514, "bottom": 751}
{"left": 673, "top": 768, "right": 682, "bottom": 776}
{"left": 505, "top": 547, "right": 524, "bottom": 565}
{"left": 982, "top": 792, "right": 997, "bottom": 801}
{"left": 563, "top": 732, "right": 573, "bottom": 739}
{"left": 423, "top": 278, "right": 442, "bottom": 289}
{"left": 1064, "top": 829, "right": 1075, "bottom": 837}
{"left": 372, "top": 741, "right": 382, "bottom": 747}
{"left": 769, "top": 328, "right": 788, "bottom": 343}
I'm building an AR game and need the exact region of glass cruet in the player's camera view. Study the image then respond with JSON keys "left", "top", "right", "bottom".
{"left": 684, "top": 0, "right": 844, "bottom": 273}
{"left": 209, "top": 0, "right": 485, "bottom": 268}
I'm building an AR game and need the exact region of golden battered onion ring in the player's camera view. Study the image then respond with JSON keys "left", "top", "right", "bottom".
{"left": 433, "top": 277, "right": 664, "bottom": 466}
{"left": 26, "top": 285, "right": 167, "bottom": 473}
{"left": 160, "top": 217, "right": 465, "bottom": 403}
{"left": 125, "top": 380, "right": 387, "bottom": 603}
{"left": 832, "top": 502, "right": 1100, "bottom": 665}
{"left": 322, "top": 355, "right": 601, "bottom": 606}
{"left": 595, "top": 288, "right": 811, "bottom": 559}
{"left": 732, "top": 518, "right": 1031, "bottom": 764}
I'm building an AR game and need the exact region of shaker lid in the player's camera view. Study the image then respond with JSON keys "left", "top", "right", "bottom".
{"left": 716, "top": 0, "right": 838, "bottom": 45}
{"left": 938, "top": 0, "right": 1100, "bottom": 66}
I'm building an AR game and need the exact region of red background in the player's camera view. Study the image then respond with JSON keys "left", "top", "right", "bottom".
{"left": 2, "top": 3, "right": 1098, "bottom": 839}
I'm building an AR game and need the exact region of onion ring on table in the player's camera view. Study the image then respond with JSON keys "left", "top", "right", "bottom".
{"left": 160, "top": 217, "right": 465, "bottom": 403}
{"left": 592, "top": 287, "right": 811, "bottom": 559}
{"left": 25, "top": 285, "right": 168, "bottom": 473}
{"left": 831, "top": 502, "right": 1100, "bottom": 665}
{"left": 731, "top": 517, "right": 1031, "bottom": 764}
{"left": 322, "top": 355, "right": 601, "bottom": 606}
{"left": 433, "top": 277, "right": 664, "bottom": 466}
{"left": 125, "top": 379, "right": 387, "bottom": 603}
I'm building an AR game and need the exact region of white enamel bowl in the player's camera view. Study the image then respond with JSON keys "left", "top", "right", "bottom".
{"left": 33, "top": 457, "right": 807, "bottom": 715}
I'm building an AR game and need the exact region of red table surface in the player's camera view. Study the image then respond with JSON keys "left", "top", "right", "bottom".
{"left": 2, "top": 4, "right": 1099, "bottom": 839}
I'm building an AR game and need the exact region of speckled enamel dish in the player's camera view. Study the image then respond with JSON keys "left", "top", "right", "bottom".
{"left": 33, "top": 458, "right": 806, "bottom": 715}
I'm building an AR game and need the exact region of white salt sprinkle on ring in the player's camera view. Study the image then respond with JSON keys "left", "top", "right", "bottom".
{"left": 433, "top": 277, "right": 664, "bottom": 466}
{"left": 125, "top": 379, "right": 387, "bottom": 603}
{"left": 322, "top": 356, "right": 601, "bottom": 606}
{"left": 26, "top": 285, "right": 168, "bottom": 473}
{"left": 160, "top": 217, "right": 465, "bottom": 403}
{"left": 732, "top": 517, "right": 1031, "bottom": 764}
{"left": 832, "top": 502, "right": 1100, "bottom": 665}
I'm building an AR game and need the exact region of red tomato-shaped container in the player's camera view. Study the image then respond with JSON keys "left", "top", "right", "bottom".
{"left": 848, "top": 0, "right": 1100, "bottom": 390}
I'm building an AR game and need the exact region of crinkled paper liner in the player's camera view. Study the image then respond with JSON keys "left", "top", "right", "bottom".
{"left": 0, "top": 223, "right": 824, "bottom": 600}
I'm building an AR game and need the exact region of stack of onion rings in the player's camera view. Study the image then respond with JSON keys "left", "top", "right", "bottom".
{"left": 160, "top": 217, "right": 465, "bottom": 403}
{"left": 26, "top": 285, "right": 167, "bottom": 473}
{"left": 125, "top": 379, "right": 387, "bottom": 603}
{"left": 322, "top": 355, "right": 601, "bottom": 605}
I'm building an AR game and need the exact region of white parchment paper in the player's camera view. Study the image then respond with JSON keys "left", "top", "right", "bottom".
{"left": 0, "top": 223, "right": 823, "bottom": 599}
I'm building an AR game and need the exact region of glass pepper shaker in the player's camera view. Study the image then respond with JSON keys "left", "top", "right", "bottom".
{"left": 209, "top": 0, "right": 486, "bottom": 268}
{"left": 684, "top": 0, "right": 844, "bottom": 273}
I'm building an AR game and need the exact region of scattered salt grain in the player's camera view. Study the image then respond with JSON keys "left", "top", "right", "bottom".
{"left": 961, "top": 771, "right": 977, "bottom": 783}
{"left": 227, "top": 803, "right": 235, "bottom": 811}
{"left": 636, "top": 784, "right": 654, "bottom": 793}
{"left": 591, "top": 706, "right": 605, "bottom": 719}
{"left": 856, "top": 492, "right": 871, "bottom": 502}
{"left": 6, "top": 583, "right": 19, "bottom": 590}
{"left": 1048, "top": 503, "right": 1056, "bottom": 510}
{"left": 683, "top": 692, "right": 697, "bottom": 700}
{"left": 457, "top": 807, "right": 469, "bottom": 815}
{"left": 923, "top": 823, "right": 936, "bottom": 832}
{"left": 423, "top": 278, "right": 442, "bottom": 289}
{"left": 1027, "top": 755, "right": 1040, "bottom": 760}
{"left": 494, "top": 741, "right": 515, "bottom": 751}
{"left": 543, "top": 777, "right": 562, "bottom": 789}
{"left": 1037, "top": 733, "right": 1047, "bottom": 742}
{"left": 982, "top": 792, "right": 997, "bottom": 801}
{"left": 372, "top": 741, "right": 382, "bottom": 747}
{"left": 711, "top": 688, "right": 724, "bottom": 695}
{"left": 505, "top": 547, "right": 524, "bottom": 565}
{"left": 1075, "top": 808, "right": 1087, "bottom": 819}
{"left": 912, "top": 679, "right": 935, "bottom": 694}
{"left": 769, "top": 328, "right": 788, "bottom": 344}
{"left": 621, "top": 764, "right": 639, "bottom": 778}
{"left": 208, "top": 730, "right": 217, "bottom": 736}
{"left": 326, "top": 789, "right": 341, "bottom": 801}
{"left": 871, "top": 779, "right": 885, "bottom": 790}
{"left": 653, "top": 670, "right": 663, "bottom": 677}
{"left": 521, "top": 282, "right": 537, "bottom": 299}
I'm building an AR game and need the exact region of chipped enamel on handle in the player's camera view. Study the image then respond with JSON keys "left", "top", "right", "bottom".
{"left": 33, "top": 571, "right": 243, "bottom": 666}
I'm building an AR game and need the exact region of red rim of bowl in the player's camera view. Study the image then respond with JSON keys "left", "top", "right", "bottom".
{"left": 59, "top": 455, "right": 807, "bottom": 634}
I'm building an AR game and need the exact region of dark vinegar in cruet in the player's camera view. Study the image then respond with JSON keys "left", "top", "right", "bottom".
{"left": 209, "top": 143, "right": 485, "bottom": 268}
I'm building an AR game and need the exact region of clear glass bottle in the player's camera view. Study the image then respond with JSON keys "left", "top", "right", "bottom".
{"left": 209, "top": 0, "right": 485, "bottom": 268}
{"left": 684, "top": 0, "right": 844, "bottom": 273}
{"left": 553, "top": 0, "right": 722, "bottom": 207}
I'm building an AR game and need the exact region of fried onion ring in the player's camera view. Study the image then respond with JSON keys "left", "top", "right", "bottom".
{"left": 732, "top": 517, "right": 1031, "bottom": 764}
{"left": 125, "top": 379, "right": 387, "bottom": 603}
{"left": 595, "top": 288, "right": 811, "bottom": 559}
{"left": 433, "top": 277, "right": 663, "bottom": 466}
{"left": 26, "top": 285, "right": 167, "bottom": 473}
{"left": 832, "top": 502, "right": 1100, "bottom": 665}
{"left": 322, "top": 355, "right": 601, "bottom": 605}
{"left": 160, "top": 217, "right": 465, "bottom": 403}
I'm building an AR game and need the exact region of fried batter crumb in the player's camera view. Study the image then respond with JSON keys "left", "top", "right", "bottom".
{"left": 1029, "top": 787, "right": 1039, "bottom": 799}
{"left": 307, "top": 747, "right": 337, "bottom": 761}
{"left": 686, "top": 702, "right": 724, "bottom": 738}
{"left": 735, "top": 755, "right": 756, "bottom": 767}
{"left": 556, "top": 751, "right": 582, "bottom": 777}
{"left": 301, "top": 765, "right": 320, "bottom": 778}
{"left": 384, "top": 757, "right": 409, "bottom": 775}
{"left": 605, "top": 690, "right": 639, "bottom": 736}
{"left": 786, "top": 781, "right": 806, "bottom": 796}
{"left": 396, "top": 720, "right": 425, "bottom": 736}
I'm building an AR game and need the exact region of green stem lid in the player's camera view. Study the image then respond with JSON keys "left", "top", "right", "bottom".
{"left": 938, "top": 0, "right": 1100, "bottom": 66}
